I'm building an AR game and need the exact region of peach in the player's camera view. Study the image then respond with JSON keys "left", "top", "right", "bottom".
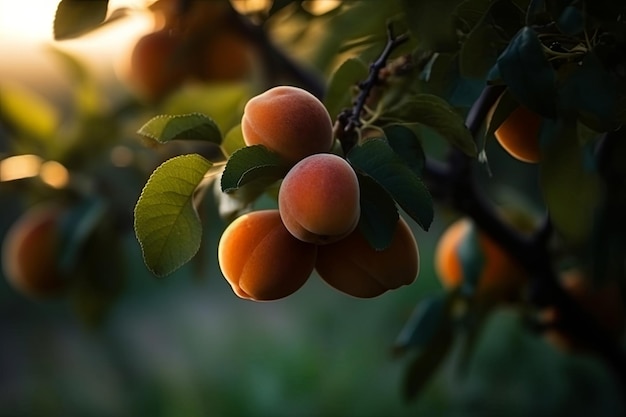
{"left": 278, "top": 153, "right": 360, "bottom": 244}
{"left": 217, "top": 209, "right": 317, "bottom": 301}
{"left": 2, "top": 204, "right": 68, "bottom": 298}
{"left": 315, "top": 217, "right": 419, "bottom": 298}
{"left": 241, "top": 86, "right": 334, "bottom": 164}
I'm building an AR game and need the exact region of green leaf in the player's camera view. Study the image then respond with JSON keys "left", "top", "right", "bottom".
{"left": 383, "top": 124, "right": 425, "bottom": 176}
{"left": 496, "top": 26, "right": 557, "bottom": 118}
{"left": 539, "top": 119, "right": 599, "bottom": 245}
{"left": 356, "top": 173, "right": 399, "bottom": 251}
{"left": 403, "top": 94, "right": 477, "bottom": 157}
{"left": 220, "top": 145, "right": 289, "bottom": 193}
{"left": 134, "top": 154, "right": 214, "bottom": 277}
{"left": 138, "top": 113, "right": 222, "bottom": 145}
{"left": 0, "top": 84, "right": 59, "bottom": 144}
{"left": 324, "top": 57, "right": 369, "bottom": 119}
{"left": 348, "top": 139, "right": 433, "bottom": 231}
{"left": 557, "top": 5, "right": 584, "bottom": 35}
{"left": 401, "top": 0, "right": 461, "bottom": 51}
{"left": 54, "top": 0, "right": 110, "bottom": 40}
{"left": 221, "top": 124, "right": 246, "bottom": 158}
{"left": 393, "top": 294, "right": 450, "bottom": 356}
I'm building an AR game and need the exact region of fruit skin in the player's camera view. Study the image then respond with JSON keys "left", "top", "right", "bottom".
{"left": 494, "top": 105, "right": 542, "bottom": 163}
{"left": 278, "top": 153, "right": 360, "bottom": 245}
{"left": 315, "top": 217, "right": 419, "bottom": 298}
{"left": 434, "top": 218, "right": 527, "bottom": 301}
{"left": 2, "top": 204, "right": 68, "bottom": 298}
{"left": 241, "top": 86, "right": 334, "bottom": 164}
{"left": 217, "top": 209, "right": 317, "bottom": 301}
{"left": 127, "top": 29, "right": 189, "bottom": 101}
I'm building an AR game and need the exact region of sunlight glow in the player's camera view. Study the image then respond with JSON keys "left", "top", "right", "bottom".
{"left": 39, "top": 160, "right": 70, "bottom": 189}
{"left": 0, "top": 154, "right": 43, "bottom": 181}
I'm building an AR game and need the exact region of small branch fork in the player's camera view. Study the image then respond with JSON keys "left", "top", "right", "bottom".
{"left": 334, "top": 23, "right": 409, "bottom": 154}
{"left": 422, "top": 85, "right": 626, "bottom": 390}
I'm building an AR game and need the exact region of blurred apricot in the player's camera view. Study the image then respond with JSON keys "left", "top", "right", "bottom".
{"left": 126, "top": 29, "right": 190, "bottom": 101}
{"left": 194, "top": 29, "right": 255, "bottom": 82}
{"left": 278, "top": 153, "right": 360, "bottom": 245}
{"left": 241, "top": 86, "right": 334, "bottom": 164}
{"left": 217, "top": 209, "right": 317, "bottom": 301}
{"left": 494, "top": 105, "right": 542, "bottom": 163}
{"left": 434, "top": 218, "right": 527, "bottom": 301}
{"left": 2, "top": 204, "right": 68, "bottom": 298}
{"left": 315, "top": 217, "right": 419, "bottom": 298}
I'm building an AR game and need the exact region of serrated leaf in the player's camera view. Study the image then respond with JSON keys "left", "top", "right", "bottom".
{"left": 348, "top": 139, "right": 433, "bottom": 231}
{"left": 403, "top": 94, "right": 477, "bottom": 157}
{"left": 220, "top": 145, "right": 289, "bottom": 193}
{"left": 324, "top": 57, "right": 369, "bottom": 119}
{"left": 383, "top": 124, "right": 425, "bottom": 176}
{"left": 496, "top": 26, "right": 557, "bottom": 118}
{"left": 54, "top": 0, "right": 109, "bottom": 40}
{"left": 138, "top": 113, "right": 222, "bottom": 145}
{"left": 134, "top": 154, "right": 214, "bottom": 277}
{"left": 356, "top": 173, "right": 399, "bottom": 250}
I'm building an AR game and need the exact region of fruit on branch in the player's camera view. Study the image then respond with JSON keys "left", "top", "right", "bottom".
{"left": 278, "top": 153, "right": 360, "bottom": 245}
{"left": 193, "top": 29, "right": 255, "bottom": 82}
{"left": 315, "top": 217, "right": 419, "bottom": 298}
{"left": 126, "top": 29, "right": 190, "bottom": 101}
{"left": 241, "top": 86, "right": 334, "bottom": 164}
{"left": 493, "top": 105, "right": 543, "bottom": 163}
{"left": 434, "top": 217, "right": 528, "bottom": 301}
{"left": 2, "top": 204, "right": 69, "bottom": 299}
{"left": 217, "top": 209, "right": 317, "bottom": 301}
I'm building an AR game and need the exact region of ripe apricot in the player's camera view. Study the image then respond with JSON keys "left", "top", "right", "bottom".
{"left": 434, "top": 218, "right": 527, "bottom": 301}
{"left": 126, "top": 29, "right": 189, "bottom": 101}
{"left": 2, "top": 204, "right": 68, "bottom": 298}
{"left": 315, "top": 217, "right": 419, "bottom": 298}
{"left": 278, "top": 153, "right": 360, "bottom": 245}
{"left": 493, "top": 105, "right": 542, "bottom": 163}
{"left": 241, "top": 86, "right": 334, "bottom": 164}
{"left": 217, "top": 209, "right": 317, "bottom": 301}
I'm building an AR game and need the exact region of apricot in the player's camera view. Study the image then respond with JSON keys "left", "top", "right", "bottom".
{"left": 434, "top": 218, "right": 527, "bottom": 301}
{"left": 126, "top": 29, "right": 189, "bottom": 101}
{"left": 493, "top": 105, "right": 542, "bottom": 163}
{"left": 217, "top": 209, "right": 317, "bottom": 301}
{"left": 278, "top": 153, "right": 360, "bottom": 245}
{"left": 194, "top": 29, "right": 255, "bottom": 82}
{"left": 2, "top": 204, "right": 68, "bottom": 298}
{"left": 241, "top": 86, "right": 334, "bottom": 164}
{"left": 315, "top": 217, "right": 419, "bottom": 298}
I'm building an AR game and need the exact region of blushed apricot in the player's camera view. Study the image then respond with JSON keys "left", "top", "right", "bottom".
{"left": 494, "top": 105, "right": 542, "bottom": 163}
{"left": 315, "top": 217, "right": 419, "bottom": 298}
{"left": 2, "top": 204, "right": 68, "bottom": 298}
{"left": 434, "top": 218, "right": 527, "bottom": 301}
{"left": 217, "top": 209, "right": 317, "bottom": 301}
{"left": 278, "top": 153, "right": 360, "bottom": 245}
{"left": 241, "top": 86, "right": 334, "bottom": 164}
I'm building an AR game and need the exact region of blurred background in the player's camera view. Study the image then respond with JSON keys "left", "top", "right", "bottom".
{"left": 0, "top": 1, "right": 624, "bottom": 416}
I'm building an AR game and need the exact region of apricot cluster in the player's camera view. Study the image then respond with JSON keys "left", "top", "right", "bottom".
{"left": 120, "top": 1, "right": 255, "bottom": 101}
{"left": 217, "top": 86, "right": 420, "bottom": 301}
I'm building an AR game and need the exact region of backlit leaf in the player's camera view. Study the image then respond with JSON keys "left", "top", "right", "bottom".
{"left": 138, "top": 113, "right": 222, "bottom": 145}
{"left": 134, "top": 154, "right": 215, "bottom": 277}
{"left": 325, "top": 57, "right": 369, "bottom": 119}
{"left": 54, "top": 0, "right": 109, "bottom": 40}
